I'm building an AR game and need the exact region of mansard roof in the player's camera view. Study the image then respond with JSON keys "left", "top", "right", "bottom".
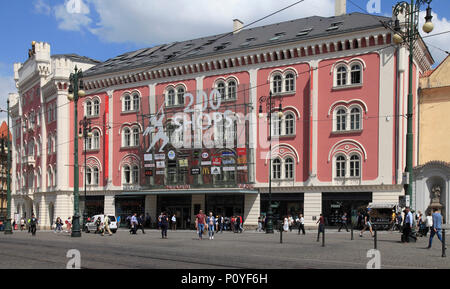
{"left": 84, "top": 12, "right": 390, "bottom": 77}
{"left": 51, "top": 54, "right": 101, "bottom": 65}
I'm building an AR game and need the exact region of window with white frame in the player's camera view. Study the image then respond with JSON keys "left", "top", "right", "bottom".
{"left": 335, "top": 155, "right": 346, "bottom": 178}
{"left": 86, "top": 167, "right": 99, "bottom": 185}
{"left": 273, "top": 74, "right": 282, "bottom": 93}
{"left": 123, "top": 95, "right": 131, "bottom": 112}
{"left": 334, "top": 61, "right": 363, "bottom": 87}
{"left": 333, "top": 105, "right": 363, "bottom": 132}
{"left": 122, "top": 127, "right": 131, "bottom": 147}
{"left": 217, "top": 81, "right": 226, "bottom": 99}
{"left": 284, "top": 113, "right": 295, "bottom": 135}
{"left": 94, "top": 99, "right": 100, "bottom": 116}
{"left": 132, "top": 166, "right": 139, "bottom": 184}
{"left": 349, "top": 154, "right": 360, "bottom": 177}
{"left": 214, "top": 79, "right": 238, "bottom": 100}
{"left": 227, "top": 80, "right": 237, "bottom": 100}
{"left": 284, "top": 157, "right": 294, "bottom": 179}
{"left": 132, "top": 127, "right": 140, "bottom": 147}
{"left": 87, "top": 130, "right": 100, "bottom": 150}
{"left": 166, "top": 86, "right": 185, "bottom": 106}
{"left": 336, "top": 108, "right": 347, "bottom": 131}
{"left": 86, "top": 101, "right": 92, "bottom": 116}
{"left": 334, "top": 154, "right": 362, "bottom": 179}
{"left": 123, "top": 165, "right": 131, "bottom": 184}
{"left": 132, "top": 93, "right": 140, "bottom": 111}
{"left": 351, "top": 64, "right": 362, "bottom": 84}
{"left": 122, "top": 164, "right": 139, "bottom": 185}
{"left": 350, "top": 107, "right": 361, "bottom": 130}
{"left": 271, "top": 114, "right": 282, "bottom": 136}
{"left": 272, "top": 158, "right": 281, "bottom": 179}
{"left": 272, "top": 71, "right": 296, "bottom": 94}
{"left": 166, "top": 88, "right": 176, "bottom": 106}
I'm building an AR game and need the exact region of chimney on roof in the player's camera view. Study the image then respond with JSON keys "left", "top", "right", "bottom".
{"left": 335, "top": 0, "right": 347, "bottom": 16}
{"left": 233, "top": 19, "right": 244, "bottom": 34}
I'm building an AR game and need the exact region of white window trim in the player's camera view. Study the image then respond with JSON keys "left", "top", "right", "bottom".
{"left": 271, "top": 157, "right": 295, "bottom": 181}
{"left": 332, "top": 105, "right": 364, "bottom": 133}
{"left": 333, "top": 153, "right": 362, "bottom": 180}
{"left": 271, "top": 70, "right": 297, "bottom": 95}
{"left": 333, "top": 61, "right": 364, "bottom": 88}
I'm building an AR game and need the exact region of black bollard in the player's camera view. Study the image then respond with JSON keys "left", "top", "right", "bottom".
{"left": 322, "top": 226, "right": 325, "bottom": 247}
{"left": 351, "top": 224, "right": 354, "bottom": 240}
{"left": 374, "top": 228, "right": 377, "bottom": 250}
{"left": 442, "top": 229, "right": 446, "bottom": 258}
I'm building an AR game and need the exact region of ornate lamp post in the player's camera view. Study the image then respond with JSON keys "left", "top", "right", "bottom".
{"left": 386, "top": 0, "right": 434, "bottom": 207}
{"left": 67, "top": 66, "right": 86, "bottom": 237}
{"left": 78, "top": 116, "right": 92, "bottom": 231}
{"left": 1, "top": 101, "right": 12, "bottom": 234}
{"left": 259, "top": 91, "right": 283, "bottom": 234}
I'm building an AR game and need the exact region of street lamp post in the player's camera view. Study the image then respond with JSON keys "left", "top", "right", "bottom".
{"left": 78, "top": 116, "right": 92, "bottom": 231}
{"left": 2, "top": 101, "right": 12, "bottom": 234}
{"left": 259, "top": 91, "right": 283, "bottom": 234}
{"left": 67, "top": 66, "right": 86, "bottom": 237}
{"left": 387, "top": 0, "right": 434, "bottom": 208}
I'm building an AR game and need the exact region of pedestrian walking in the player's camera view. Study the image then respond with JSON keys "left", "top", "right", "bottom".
{"left": 160, "top": 212, "right": 169, "bottom": 239}
{"left": 283, "top": 216, "right": 289, "bottom": 232}
{"left": 102, "top": 215, "right": 113, "bottom": 236}
{"left": 171, "top": 214, "right": 177, "bottom": 231}
{"left": 356, "top": 212, "right": 363, "bottom": 230}
{"left": 239, "top": 215, "right": 244, "bottom": 233}
{"left": 20, "top": 218, "right": 25, "bottom": 231}
{"left": 298, "top": 214, "right": 305, "bottom": 235}
{"left": 288, "top": 215, "right": 294, "bottom": 232}
{"left": 402, "top": 207, "right": 413, "bottom": 243}
{"left": 117, "top": 215, "right": 121, "bottom": 228}
{"left": 30, "top": 214, "right": 38, "bottom": 236}
{"left": 316, "top": 214, "right": 325, "bottom": 242}
{"left": 218, "top": 215, "right": 224, "bottom": 233}
{"left": 195, "top": 209, "right": 207, "bottom": 240}
{"left": 130, "top": 213, "right": 138, "bottom": 235}
{"left": 427, "top": 208, "right": 445, "bottom": 249}
{"left": 359, "top": 208, "right": 374, "bottom": 238}
{"left": 425, "top": 211, "right": 433, "bottom": 237}
{"left": 95, "top": 216, "right": 103, "bottom": 234}
{"left": 257, "top": 216, "right": 263, "bottom": 232}
{"left": 138, "top": 214, "right": 146, "bottom": 234}
{"left": 207, "top": 212, "right": 216, "bottom": 240}
{"left": 65, "top": 217, "right": 72, "bottom": 233}
{"left": 338, "top": 212, "right": 349, "bottom": 232}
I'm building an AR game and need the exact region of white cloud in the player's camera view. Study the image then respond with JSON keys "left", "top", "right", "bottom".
{"left": 58, "top": 0, "right": 334, "bottom": 45}
{"left": 54, "top": 0, "right": 92, "bottom": 32}
{"left": 419, "top": 11, "right": 450, "bottom": 67}
{"left": 34, "top": 0, "right": 51, "bottom": 15}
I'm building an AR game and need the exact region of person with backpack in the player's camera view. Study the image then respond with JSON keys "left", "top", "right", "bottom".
{"left": 102, "top": 215, "right": 113, "bottom": 236}
{"left": 206, "top": 212, "right": 216, "bottom": 240}
{"left": 137, "top": 214, "right": 146, "bottom": 234}
{"left": 130, "top": 213, "right": 138, "bottom": 235}
{"left": 29, "top": 214, "right": 38, "bottom": 236}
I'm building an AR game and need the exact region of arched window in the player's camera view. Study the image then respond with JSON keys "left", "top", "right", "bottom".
{"left": 227, "top": 80, "right": 237, "bottom": 99}
{"left": 123, "top": 95, "right": 131, "bottom": 111}
{"left": 133, "top": 127, "right": 140, "bottom": 147}
{"left": 273, "top": 74, "right": 282, "bottom": 93}
{"left": 86, "top": 101, "right": 92, "bottom": 116}
{"left": 132, "top": 166, "right": 139, "bottom": 184}
{"left": 272, "top": 158, "right": 281, "bottom": 180}
{"left": 285, "top": 113, "right": 295, "bottom": 135}
{"left": 92, "top": 130, "right": 100, "bottom": 149}
{"left": 86, "top": 167, "right": 92, "bottom": 185}
{"left": 272, "top": 114, "right": 281, "bottom": 136}
{"left": 217, "top": 81, "right": 226, "bottom": 99}
{"left": 123, "top": 165, "right": 131, "bottom": 184}
{"left": 93, "top": 167, "right": 99, "bottom": 185}
{"left": 166, "top": 89, "right": 175, "bottom": 106}
{"left": 133, "top": 93, "right": 140, "bottom": 111}
{"left": 93, "top": 99, "right": 100, "bottom": 116}
{"left": 177, "top": 87, "right": 185, "bottom": 105}
{"left": 285, "top": 157, "right": 294, "bottom": 179}
{"left": 285, "top": 73, "right": 295, "bottom": 92}
{"left": 350, "top": 155, "right": 360, "bottom": 177}
{"left": 350, "top": 107, "right": 361, "bottom": 130}
{"left": 351, "top": 64, "right": 362, "bottom": 84}
{"left": 123, "top": 128, "right": 131, "bottom": 147}
{"left": 337, "top": 66, "right": 347, "bottom": 86}
{"left": 336, "top": 109, "right": 347, "bottom": 131}
{"left": 336, "top": 155, "right": 346, "bottom": 178}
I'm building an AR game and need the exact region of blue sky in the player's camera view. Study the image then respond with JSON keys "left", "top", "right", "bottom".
{"left": 1, "top": 0, "right": 449, "bottom": 118}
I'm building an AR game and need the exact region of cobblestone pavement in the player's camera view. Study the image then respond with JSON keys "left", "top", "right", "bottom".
{"left": 0, "top": 228, "right": 448, "bottom": 269}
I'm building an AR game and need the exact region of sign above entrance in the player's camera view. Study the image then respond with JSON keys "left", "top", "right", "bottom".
{"left": 168, "top": 150, "right": 176, "bottom": 160}
{"left": 144, "top": 154, "right": 153, "bottom": 161}
{"left": 155, "top": 154, "right": 165, "bottom": 160}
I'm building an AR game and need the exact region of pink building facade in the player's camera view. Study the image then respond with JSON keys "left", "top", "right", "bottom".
{"left": 9, "top": 11, "right": 433, "bottom": 229}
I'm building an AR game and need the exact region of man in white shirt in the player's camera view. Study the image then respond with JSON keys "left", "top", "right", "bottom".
{"left": 171, "top": 215, "right": 177, "bottom": 231}
{"left": 298, "top": 214, "right": 305, "bottom": 235}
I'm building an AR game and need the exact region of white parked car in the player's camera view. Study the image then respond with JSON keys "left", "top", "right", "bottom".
{"left": 85, "top": 215, "right": 118, "bottom": 233}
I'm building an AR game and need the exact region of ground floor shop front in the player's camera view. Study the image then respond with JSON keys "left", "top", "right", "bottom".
{"left": 9, "top": 186, "right": 405, "bottom": 230}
